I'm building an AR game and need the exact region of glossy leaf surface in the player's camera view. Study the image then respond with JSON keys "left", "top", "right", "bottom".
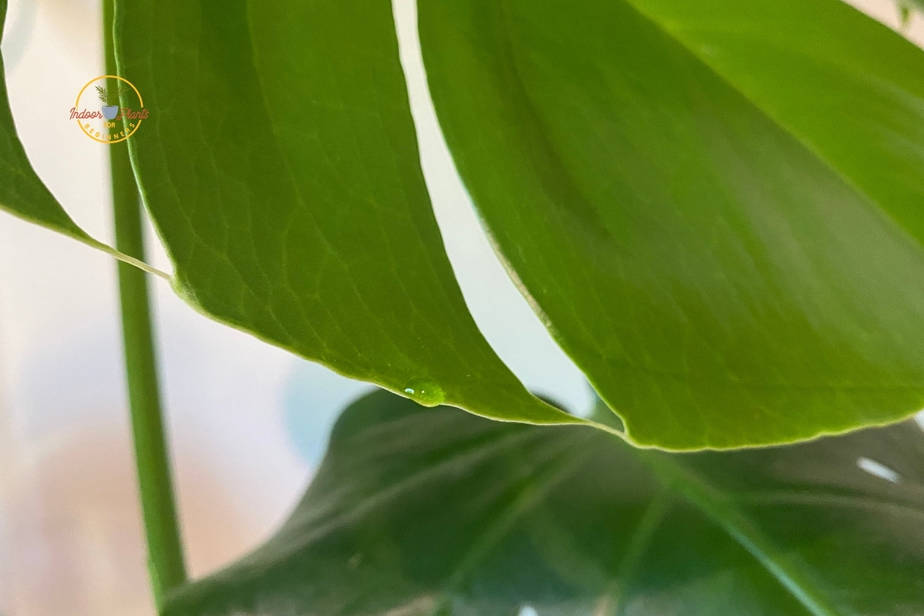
{"left": 163, "top": 391, "right": 924, "bottom": 616}
{"left": 419, "top": 0, "right": 924, "bottom": 448}
{"left": 112, "top": 1, "right": 578, "bottom": 426}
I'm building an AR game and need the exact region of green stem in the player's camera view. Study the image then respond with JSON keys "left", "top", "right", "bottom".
{"left": 103, "top": 0, "right": 187, "bottom": 609}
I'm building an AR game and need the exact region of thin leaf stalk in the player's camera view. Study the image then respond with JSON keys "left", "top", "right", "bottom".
{"left": 103, "top": 0, "right": 187, "bottom": 608}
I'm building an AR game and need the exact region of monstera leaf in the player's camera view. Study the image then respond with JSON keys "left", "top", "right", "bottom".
{"left": 107, "top": 0, "right": 584, "bottom": 430}
{"left": 162, "top": 390, "right": 924, "bottom": 616}
{"left": 112, "top": 0, "right": 924, "bottom": 448}
{"left": 1, "top": 0, "right": 922, "bottom": 449}
{"left": 419, "top": 0, "right": 924, "bottom": 448}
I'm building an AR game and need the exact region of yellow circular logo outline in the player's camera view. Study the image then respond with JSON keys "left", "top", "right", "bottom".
{"left": 73, "top": 74, "right": 146, "bottom": 144}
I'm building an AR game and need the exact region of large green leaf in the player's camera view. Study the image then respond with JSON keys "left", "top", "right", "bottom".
{"left": 108, "top": 0, "right": 587, "bottom": 428}
{"left": 162, "top": 390, "right": 924, "bottom": 615}
{"left": 0, "top": 0, "right": 577, "bottom": 429}
{"left": 419, "top": 0, "right": 924, "bottom": 449}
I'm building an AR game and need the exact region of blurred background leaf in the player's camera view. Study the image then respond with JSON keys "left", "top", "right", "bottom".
{"left": 164, "top": 390, "right": 924, "bottom": 616}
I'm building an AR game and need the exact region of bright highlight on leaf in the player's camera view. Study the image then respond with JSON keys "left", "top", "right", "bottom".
{"left": 161, "top": 391, "right": 924, "bottom": 616}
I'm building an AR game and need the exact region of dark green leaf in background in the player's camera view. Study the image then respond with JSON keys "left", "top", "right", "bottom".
{"left": 112, "top": 0, "right": 584, "bottom": 428}
{"left": 419, "top": 0, "right": 924, "bottom": 449}
{"left": 163, "top": 390, "right": 924, "bottom": 616}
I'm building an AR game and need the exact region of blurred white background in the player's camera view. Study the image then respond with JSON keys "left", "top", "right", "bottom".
{"left": 0, "top": 1, "right": 921, "bottom": 614}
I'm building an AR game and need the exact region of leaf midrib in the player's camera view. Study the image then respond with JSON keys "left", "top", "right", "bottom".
{"left": 642, "top": 450, "right": 841, "bottom": 616}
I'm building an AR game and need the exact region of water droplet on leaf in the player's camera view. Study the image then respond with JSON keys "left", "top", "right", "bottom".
{"left": 402, "top": 378, "right": 445, "bottom": 407}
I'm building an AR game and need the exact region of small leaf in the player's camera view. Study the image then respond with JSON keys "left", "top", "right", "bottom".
{"left": 109, "top": 0, "right": 589, "bottom": 428}
{"left": 0, "top": 0, "right": 93, "bottom": 244}
{"left": 419, "top": 0, "right": 924, "bottom": 449}
{"left": 162, "top": 391, "right": 924, "bottom": 615}
{"left": 0, "top": 0, "right": 168, "bottom": 278}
